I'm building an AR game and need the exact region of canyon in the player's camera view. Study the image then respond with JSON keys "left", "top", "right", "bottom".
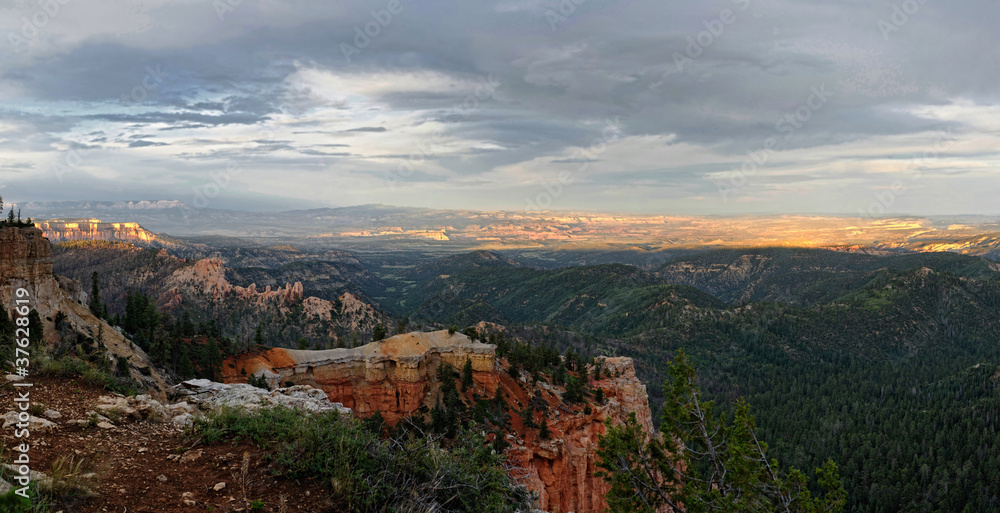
{"left": 5, "top": 225, "right": 662, "bottom": 512}
{"left": 223, "top": 330, "right": 658, "bottom": 513}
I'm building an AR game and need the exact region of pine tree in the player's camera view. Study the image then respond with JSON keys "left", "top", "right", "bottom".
{"left": 553, "top": 361, "right": 566, "bottom": 385}
{"left": 373, "top": 323, "right": 387, "bottom": 341}
{"left": 461, "top": 357, "right": 474, "bottom": 392}
{"left": 177, "top": 345, "right": 195, "bottom": 379}
{"left": 89, "top": 272, "right": 104, "bottom": 319}
{"left": 539, "top": 417, "right": 551, "bottom": 440}
{"left": 181, "top": 311, "right": 195, "bottom": 337}
{"left": 205, "top": 337, "right": 222, "bottom": 381}
{"left": 564, "top": 375, "right": 585, "bottom": 403}
{"left": 253, "top": 324, "right": 264, "bottom": 348}
{"left": 596, "top": 350, "right": 846, "bottom": 513}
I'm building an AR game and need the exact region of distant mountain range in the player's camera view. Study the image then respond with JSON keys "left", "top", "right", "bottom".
{"left": 22, "top": 200, "right": 1000, "bottom": 265}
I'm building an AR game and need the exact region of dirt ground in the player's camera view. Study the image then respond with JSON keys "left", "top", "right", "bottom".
{"left": 0, "top": 376, "right": 333, "bottom": 513}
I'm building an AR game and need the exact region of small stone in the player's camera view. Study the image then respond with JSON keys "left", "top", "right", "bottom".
{"left": 96, "top": 421, "right": 115, "bottom": 430}
{"left": 4, "top": 374, "right": 23, "bottom": 383}
{"left": 171, "top": 413, "right": 194, "bottom": 428}
{"left": 213, "top": 482, "right": 226, "bottom": 491}
{"left": 157, "top": 474, "right": 167, "bottom": 483}
{"left": 42, "top": 409, "right": 61, "bottom": 420}
{"left": 179, "top": 448, "right": 203, "bottom": 463}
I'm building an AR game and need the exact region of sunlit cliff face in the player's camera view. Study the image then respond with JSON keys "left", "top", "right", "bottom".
{"left": 326, "top": 213, "right": 1000, "bottom": 253}
{"left": 38, "top": 220, "right": 157, "bottom": 243}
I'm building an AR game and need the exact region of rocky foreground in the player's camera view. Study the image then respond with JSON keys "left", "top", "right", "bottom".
{"left": 0, "top": 375, "right": 348, "bottom": 511}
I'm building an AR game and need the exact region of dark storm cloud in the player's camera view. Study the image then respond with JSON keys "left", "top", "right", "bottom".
{"left": 0, "top": 0, "right": 997, "bottom": 214}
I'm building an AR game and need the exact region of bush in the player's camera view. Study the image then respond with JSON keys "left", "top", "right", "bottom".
{"left": 193, "top": 406, "right": 533, "bottom": 512}
{"left": 246, "top": 373, "right": 270, "bottom": 391}
{"left": 38, "top": 357, "right": 142, "bottom": 396}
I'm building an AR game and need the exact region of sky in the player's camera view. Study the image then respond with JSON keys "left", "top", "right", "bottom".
{"left": 1, "top": 0, "right": 998, "bottom": 215}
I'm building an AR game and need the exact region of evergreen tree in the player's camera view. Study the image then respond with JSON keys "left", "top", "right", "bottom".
{"left": 373, "top": 323, "right": 387, "bottom": 341}
{"left": 89, "top": 272, "right": 104, "bottom": 319}
{"left": 253, "top": 324, "right": 264, "bottom": 348}
{"left": 461, "top": 357, "right": 474, "bottom": 392}
{"left": 538, "top": 417, "right": 551, "bottom": 440}
{"left": 564, "top": 375, "right": 585, "bottom": 403}
{"left": 553, "top": 361, "right": 566, "bottom": 385}
{"left": 177, "top": 345, "right": 195, "bottom": 379}
{"left": 205, "top": 338, "right": 222, "bottom": 381}
{"left": 181, "top": 311, "right": 195, "bottom": 337}
{"left": 596, "top": 350, "right": 846, "bottom": 513}
{"left": 27, "top": 310, "right": 43, "bottom": 346}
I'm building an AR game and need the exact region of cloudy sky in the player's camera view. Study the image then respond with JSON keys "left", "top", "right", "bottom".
{"left": 1, "top": 0, "right": 997, "bottom": 215}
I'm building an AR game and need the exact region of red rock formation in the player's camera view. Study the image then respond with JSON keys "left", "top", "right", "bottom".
{"left": 504, "top": 357, "right": 656, "bottom": 513}
{"left": 222, "top": 331, "right": 658, "bottom": 513}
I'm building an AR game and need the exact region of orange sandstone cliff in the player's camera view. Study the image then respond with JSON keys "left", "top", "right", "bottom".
{"left": 223, "top": 330, "right": 657, "bottom": 513}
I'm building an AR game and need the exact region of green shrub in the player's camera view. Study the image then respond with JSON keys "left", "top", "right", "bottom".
{"left": 193, "top": 406, "right": 532, "bottom": 512}
{"left": 38, "top": 357, "right": 142, "bottom": 396}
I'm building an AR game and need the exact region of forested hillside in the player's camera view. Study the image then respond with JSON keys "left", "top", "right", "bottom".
{"left": 380, "top": 250, "right": 1000, "bottom": 513}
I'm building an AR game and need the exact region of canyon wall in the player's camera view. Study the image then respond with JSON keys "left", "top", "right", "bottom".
{"left": 223, "top": 330, "right": 658, "bottom": 513}
{"left": 0, "top": 226, "right": 168, "bottom": 393}
{"left": 38, "top": 219, "right": 159, "bottom": 244}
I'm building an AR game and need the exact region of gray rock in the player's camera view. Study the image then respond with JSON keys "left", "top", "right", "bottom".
{"left": 1, "top": 411, "right": 58, "bottom": 432}
{"left": 170, "top": 379, "right": 351, "bottom": 415}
